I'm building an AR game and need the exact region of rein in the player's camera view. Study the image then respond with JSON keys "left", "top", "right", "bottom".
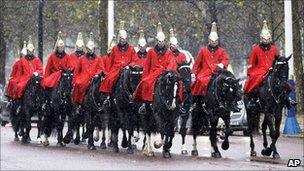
{"left": 267, "top": 72, "right": 286, "bottom": 104}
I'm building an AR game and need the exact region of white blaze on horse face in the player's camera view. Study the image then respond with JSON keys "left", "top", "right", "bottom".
{"left": 170, "top": 82, "right": 178, "bottom": 110}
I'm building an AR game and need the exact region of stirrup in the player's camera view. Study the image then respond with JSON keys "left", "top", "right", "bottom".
{"left": 138, "top": 104, "right": 146, "bottom": 115}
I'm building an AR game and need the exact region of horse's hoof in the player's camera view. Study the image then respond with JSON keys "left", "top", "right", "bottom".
{"left": 107, "top": 142, "right": 113, "bottom": 148}
{"left": 21, "top": 137, "right": 28, "bottom": 144}
{"left": 250, "top": 151, "right": 257, "bottom": 157}
{"left": 261, "top": 148, "right": 272, "bottom": 156}
{"left": 121, "top": 138, "right": 128, "bottom": 148}
{"left": 221, "top": 140, "right": 229, "bottom": 150}
{"left": 134, "top": 136, "right": 140, "bottom": 143}
{"left": 113, "top": 147, "right": 119, "bottom": 153}
{"left": 143, "top": 150, "right": 154, "bottom": 157}
{"left": 88, "top": 145, "right": 96, "bottom": 150}
{"left": 191, "top": 150, "right": 198, "bottom": 156}
{"left": 127, "top": 147, "right": 134, "bottom": 154}
{"left": 163, "top": 151, "right": 171, "bottom": 158}
{"left": 37, "top": 138, "right": 42, "bottom": 144}
{"left": 211, "top": 152, "right": 222, "bottom": 158}
{"left": 181, "top": 150, "right": 188, "bottom": 155}
{"left": 27, "top": 137, "right": 31, "bottom": 142}
{"left": 100, "top": 142, "right": 107, "bottom": 149}
{"left": 63, "top": 136, "right": 71, "bottom": 144}
{"left": 14, "top": 137, "right": 19, "bottom": 142}
{"left": 81, "top": 139, "right": 86, "bottom": 143}
{"left": 153, "top": 141, "right": 163, "bottom": 149}
{"left": 273, "top": 152, "right": 280, "bottom": 159}
{"left": 57, "top": 142, "right": 65, "bottom": 147}
{"left": 74, "top": 137, "right": 80, "bottom": 145}
{"left": 131, "top": 144, "right": 137, "bottom": 150}
{"left": 43, "top": 140, "right": 50, "bottom": 147}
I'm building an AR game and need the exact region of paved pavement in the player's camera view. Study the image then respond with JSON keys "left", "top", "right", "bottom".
{"left": 1, "top": 125, "right": 303, "bottom": 170}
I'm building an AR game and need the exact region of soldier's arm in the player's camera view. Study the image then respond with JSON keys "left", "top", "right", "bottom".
{"left": 192, "top": 49, "right": 203, "bottom": 75}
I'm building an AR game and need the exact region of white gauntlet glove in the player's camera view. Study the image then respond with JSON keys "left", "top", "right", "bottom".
{"left": 217, "top": 63, "right": 224, "bottom": 69}
{"left": 33, "top": 72, "right": 39, "bottom": 76}
{"left": 191, "top": 73, "right": 196, "bottom": 83}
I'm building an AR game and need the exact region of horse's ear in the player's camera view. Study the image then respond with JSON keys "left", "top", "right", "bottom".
{"left": 286, "top": 54, "right": 292, "bottom": 61}
{"left": 187, "top": 58, "right": 192, "bottom": 65}
{"left": 235, "top": 78, "right": 240, "bottom": 83}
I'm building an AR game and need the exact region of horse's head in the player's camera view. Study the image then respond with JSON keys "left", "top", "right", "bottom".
{"left": 58, "top": 69, "right": 74, "bottom": 102}
{"left": 177, "top": 61, "right": 192, "bottom": 90}
{"left": 216, "top": 70, "right": 242, "bottom": 110}
{"left": 159, "top": 70, "right": 181, "bottom": 110}
{"left": 128, "top": 65, "right": 143, "bottom": 91}
{"left": 272, "top": 55, "right": 291, "bottom": 87}
{"left": 29, "top": 74, "right": 43, "bottom": 87}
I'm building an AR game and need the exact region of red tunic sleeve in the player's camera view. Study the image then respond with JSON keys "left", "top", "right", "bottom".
{"left": 35, "top": 57, "right": 43, "bottom": 76}
{"left": 220, "top": 49, "right": 230, "bottom": 68}
{"left": 192, "top": 48, "right": 204, "bottom": 75}
{"left": 44, "top": 55, "right": 53, "bottom": 77}
{"left": 142, "top": 50, "right": 152, "bottom": 78}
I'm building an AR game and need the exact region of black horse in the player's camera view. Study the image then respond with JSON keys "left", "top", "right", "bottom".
{"left": 141, "top": 70, "right": 181, "bottom": 158}
{"left": 18, "top": 74, "right": 44, "bottom": 144}
{"left": 176, "top": 61, "right": 192, "bottom": 155}
{"left": 41, "top": 69, "right": 74, "bottom": 146}
{"left": 191, "top": 69, "right": 242, "bottom": 158}
{"left": 245, "top": 55, "right": 291, "bottom": 159}
{"left": 111, "top": 65, "right": 143, "bottom": 154}
{"left": 69, "top": 72, "right": 108, "bottom": 150}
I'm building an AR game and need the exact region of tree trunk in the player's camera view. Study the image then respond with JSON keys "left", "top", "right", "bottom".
{"left": 292, "top": 0, "right": 304, "bottom": 116}
{"left": 0, "top": 0, "right": 6, "bottom": 86}
{"left": 99, "top": 0, "right": 108, "bottom": 55}
{"left": 38, "top": 0, "right": 44, "bottom": 62}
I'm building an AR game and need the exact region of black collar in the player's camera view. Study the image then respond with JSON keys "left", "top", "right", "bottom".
{"left": 56, "top": 50, "right": 66, "bottom": 58}
{"left": 137, "top": 50, "right": 147, "bottom": 58}
{"left": 207, "top": 44, "right": 219, "bottom": 52}
{"left": 154, "top": 44, "right": 167, "bottom": 56}
{"left": 170, "top": 47, "right": 180, "bottom": 56}
{"left": 259, "top": 43, "right": 271, "bottom": 51}
{"left": 118, "top": 42, "right": 129, "bottom": 51}
{"left": 75, "top": 50, "right": 85, "bottom": 57}
{"left": 25, "top": 54, "right": 34, "bottom": 61}
{"left": 85, "top": 52, "right": 96, "bottom": 60}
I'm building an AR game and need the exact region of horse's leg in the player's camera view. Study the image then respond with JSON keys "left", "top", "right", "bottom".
{"left": 246, "top": 106, "right": 257, "bottom": 157}
{"left": 37, "top": 111, "right": 42, "bottom": 143}
{"left": 74, "top": 124, "right": 81, "bottom": 145}
{"left": 154, "top": 133, "right": 164, "bottom": 149}
{"left": 81, "top": 123, "right": 86, "bottom": 142}
{"left": 22, "top": 108, "right": 31, "bottom": 144}
{"left": 111, "top": 128, "right": 119, "bottom": 153}
{"left": 210, "top": 116, "right": 221, "bottom": 158}
{"left": 269, "top": 111, "right": 282, "bottom": 159}
{"left": 143, "top": 132, "right": 154, "bottom": 157}
{"left": 191, "top": 101, "right": 200, "bottom": 156}
{"left": 56, "top": 113, "right": 65, "bottom": 147}
{"left": 107, "top": 127, "right": 113, "bottom": 147}
{"left": 221, "top": 115, "right": 231, "bottom": 150}
{"left": 100, "top": 129, "right": 107, "bottom": 149}
{"left": 134, "top": 127, "right": 140, "bottom": 143}
{"left": 180, "top": 114, "right": 189, "bottom": 155}
{"left": 261, "top": 117, "right": 272, "bottom": 156}
{"left": 162, "top": 135, "right": 171, "bottom": 158}
{"left": 87, "top": 114, "right": 96, "bottom": 150}
{"left": 142, "top": 133, "right": 146, "bottom": 150}
{"left": 121, "top": 129, "right": 128, "bottom": 148}
{"left": 127, "top": 130, "right": 134, "bottom": 154}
